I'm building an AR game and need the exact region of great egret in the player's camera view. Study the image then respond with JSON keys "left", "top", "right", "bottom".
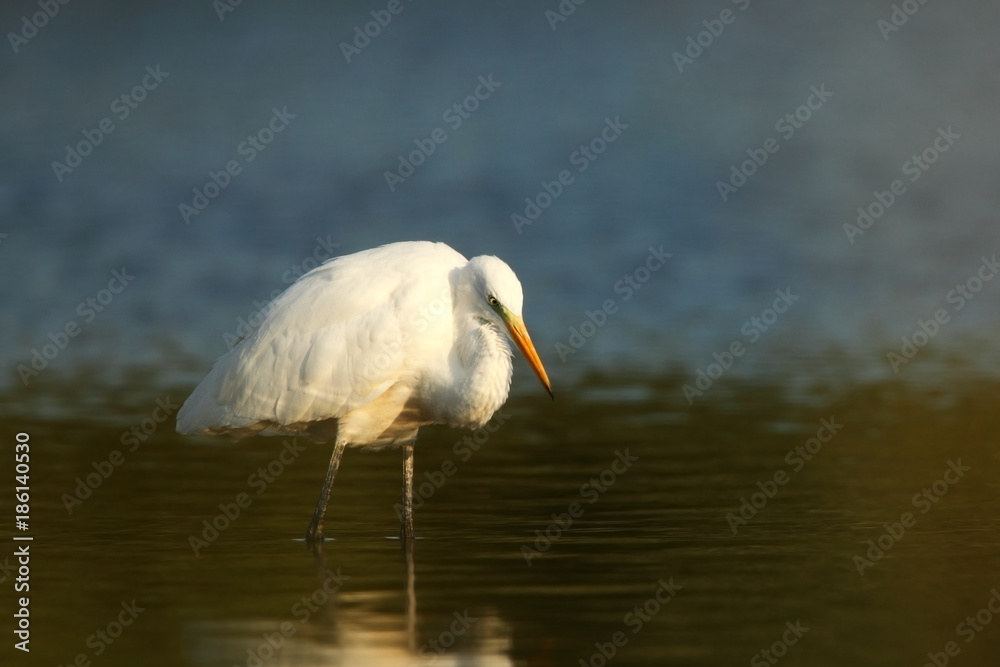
{"left": 177, "top": 241, "right": 553, "bottom": 544}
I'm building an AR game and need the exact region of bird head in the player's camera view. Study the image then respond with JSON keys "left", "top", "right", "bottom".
{"left": 466, "top": 256, "right": 554, "bottom": 399}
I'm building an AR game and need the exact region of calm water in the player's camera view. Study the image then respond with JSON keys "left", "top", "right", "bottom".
{"left": 5, "top": 371, "right": 1000, "bottom": 666}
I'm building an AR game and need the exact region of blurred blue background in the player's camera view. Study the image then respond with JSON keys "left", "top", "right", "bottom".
{"left": 1, "top": 0, "right": 998, "bottom": 392}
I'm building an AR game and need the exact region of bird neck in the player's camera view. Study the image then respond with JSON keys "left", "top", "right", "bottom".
{"left": 451, "top": 316, "right": 512, "bottom": 429}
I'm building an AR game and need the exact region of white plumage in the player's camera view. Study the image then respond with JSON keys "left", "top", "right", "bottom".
{"left": 177, "top": 240, "right": 552, "bottom": 543}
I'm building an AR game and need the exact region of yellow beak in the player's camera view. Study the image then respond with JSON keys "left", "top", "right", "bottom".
{"left": 503, "top": 312, "right": 554, "bottom": 399}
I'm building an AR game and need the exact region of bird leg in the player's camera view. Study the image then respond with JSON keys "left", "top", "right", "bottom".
{"left": 306, "top": 439, "right": 347, "bottom": 545}
{"left": 401, "top": 440, "right": 415, "bottom": 545}
{"left": 404, "top": 520, "right": 417, "bottom": 651}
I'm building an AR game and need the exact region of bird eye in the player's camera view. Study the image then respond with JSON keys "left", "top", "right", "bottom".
{"left": 488, "top": 295, "right": 499, "bottom": 307}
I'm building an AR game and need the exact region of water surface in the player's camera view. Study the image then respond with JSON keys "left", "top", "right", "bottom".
{"left": 7, "top": 372, "right": 1000, "bottom": 665}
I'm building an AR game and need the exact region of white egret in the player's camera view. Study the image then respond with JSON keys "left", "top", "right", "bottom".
{"left": 177, "top": 241, "right": 552, "bottom": 544}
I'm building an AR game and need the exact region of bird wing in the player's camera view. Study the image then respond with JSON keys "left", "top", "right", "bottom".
{"left": 177, "top": 241, "right": 467, "bottom": 435}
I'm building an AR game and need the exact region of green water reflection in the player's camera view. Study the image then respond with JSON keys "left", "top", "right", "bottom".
{"left": 4, "top": 370, "right": 1000, "bottom": 666}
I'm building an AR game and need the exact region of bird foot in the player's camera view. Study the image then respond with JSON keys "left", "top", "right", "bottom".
{"left": 305, "top": 525, "right": 326, "bottom": 547}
